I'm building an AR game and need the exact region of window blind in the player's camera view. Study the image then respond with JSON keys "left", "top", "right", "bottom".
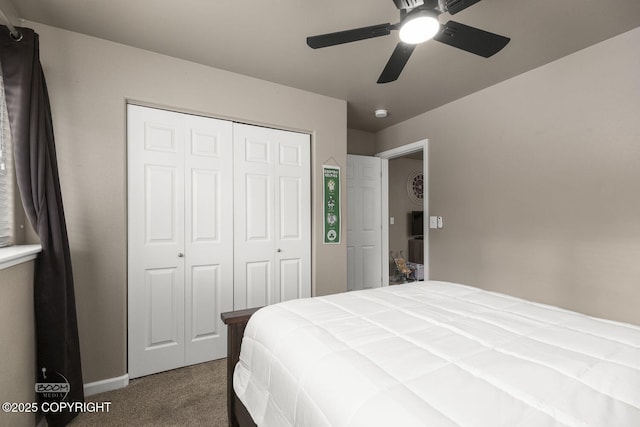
{"left": 0, "top": 67, "right": 13, "bottom": 248}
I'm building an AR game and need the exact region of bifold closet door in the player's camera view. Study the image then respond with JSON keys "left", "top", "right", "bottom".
{"left": 233, "top": 123, "right": 311, "bottom": 310}
{"left": 128, "top": 105, "right": 233, "bottom": 378}
{"left": 183, "top": 114, "right": 233, "bottom": 366}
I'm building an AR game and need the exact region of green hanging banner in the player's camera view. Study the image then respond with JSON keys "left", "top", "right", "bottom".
{"left": 323, "top": 165, "right": 341, "bottom": 244}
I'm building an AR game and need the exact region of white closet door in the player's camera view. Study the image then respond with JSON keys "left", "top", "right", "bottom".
{"left": 128, "top": 105, "right": 234, "bottom": 378}
{"left": 347, "top": 155, "right": 382, "bottom": 291}
{"left": 128, "top": 105, "right": 186, "bottom": 378}
{"left": 183, "top": 114, "right": 233, "bottom": 365}
{"left": 233, "top": 123, "right": 311, "bottom": 310}
{"left": 274, "top": 128, "right": 311, "bottom": 303}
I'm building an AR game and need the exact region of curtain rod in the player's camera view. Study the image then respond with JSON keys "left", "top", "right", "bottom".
{"left": 0, "top": 7, "right": 22, "bottom": 41}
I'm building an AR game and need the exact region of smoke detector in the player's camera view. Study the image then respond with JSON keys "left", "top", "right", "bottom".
{"left": 374, "top": 109, "right": 388, "bottom": 118}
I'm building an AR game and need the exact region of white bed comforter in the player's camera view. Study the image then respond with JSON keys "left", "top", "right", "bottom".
{"left": 234, "top": 281, "right": 640, "bottom": 426}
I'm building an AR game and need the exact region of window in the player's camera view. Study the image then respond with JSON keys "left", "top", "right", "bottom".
{"left": 0, "top": 66, "right": 14, "bottom": 248}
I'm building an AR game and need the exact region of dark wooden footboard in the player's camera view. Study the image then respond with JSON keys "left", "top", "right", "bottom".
{"left": 221, "top": 307, "right": 262, "bottom": 427}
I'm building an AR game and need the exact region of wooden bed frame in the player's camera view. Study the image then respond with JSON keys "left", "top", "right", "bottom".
{"left": 221, "top": 308, "right": 262, "bottom": 427}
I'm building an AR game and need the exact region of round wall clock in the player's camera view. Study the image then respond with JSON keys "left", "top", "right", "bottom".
{"left": 406, "top": 170, "right": 423, "bottom": 205}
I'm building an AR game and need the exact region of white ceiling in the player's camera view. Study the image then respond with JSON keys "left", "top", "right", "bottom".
{"left": 9, "top": 0, "right": 640, "bottom": 132}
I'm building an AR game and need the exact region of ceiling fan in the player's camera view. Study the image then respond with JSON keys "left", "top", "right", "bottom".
{"left": 306, "top": 0, "right": 510, "bottom": 84}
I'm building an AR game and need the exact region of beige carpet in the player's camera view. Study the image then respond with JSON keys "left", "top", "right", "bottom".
{"left": 70, "top": 358, "right": 228, "bottom": 426}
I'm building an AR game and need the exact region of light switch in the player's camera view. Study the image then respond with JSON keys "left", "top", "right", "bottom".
{"left": 390, "top": 217, "right": 395, "bottom": 225}
{"left": 437, "top": 216, "right": 443, "bottom": 229}
{"left": 429, "top": 216, "right": 438, "bottom": 229}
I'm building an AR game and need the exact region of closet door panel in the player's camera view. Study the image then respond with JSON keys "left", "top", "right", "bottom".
{"left": 235, "top": 123, "right": 311, "bottom": 310}
{"left": 280, "top": 259, "right": 302, "bottom": 302}
{"left": 234, "top": 124, "right": 278, "bottom": 309}
{"left": 279, "top": 177, "right": 301, "bottom": 240}
{"left": 146, "top": 268, "right": 180, "bottom": 347}
{"left": 129, "top": 106, "right": 234, "bottom": 376}
{"left": 245, "top": 174, "right": 272, "bottom": 241}
{"left": 184, "top": 114, "right": 233, "bottom": 365}
{"left": 246, "top": 261, "right": 272, "bottom": 308}
{"left": 190, "top": 265, "right": 220, "bottom": 338}
{"left": 274, "top": 131, "right": 311, "bottom": 302}
{"left": 190, "top": 170, "right": 218, "bottom": 241}
{"left": 128, "top": 105, "right": 186, "bottom": 379}
{"left": 145, "top": 165, "right": 178, "bottom": 244}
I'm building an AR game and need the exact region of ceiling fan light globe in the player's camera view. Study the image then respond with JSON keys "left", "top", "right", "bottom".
{"left": 399, "top": 16, "right": 440, "bottom": 44}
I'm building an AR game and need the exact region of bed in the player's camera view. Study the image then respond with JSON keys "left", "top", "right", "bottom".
{"left": 221, "top": 281, "right": 640, "bottom": 427}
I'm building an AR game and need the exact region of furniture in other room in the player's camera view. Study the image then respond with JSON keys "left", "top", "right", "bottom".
{"left": 408, "top": 237, "right": 424, "bottom": 264}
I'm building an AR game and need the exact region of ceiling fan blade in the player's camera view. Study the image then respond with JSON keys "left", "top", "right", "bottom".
{"left": 392, "top": 0, "right": 424, "bottom": 10}
{"left": 433, "top": 20, "right": 510, "bottom": 57}
{"left": 444, "top": 0, "right": 483, "bottom": 15}
{"left": 307, "top": 23, "right": 393, "bottom": 49}
{"left": 377, "top": 42, "right": 416, "bottom": 84}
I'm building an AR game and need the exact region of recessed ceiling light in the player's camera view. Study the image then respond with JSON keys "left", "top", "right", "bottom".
{"left": 374, "top": 109, "right": 388, "bottom": 118}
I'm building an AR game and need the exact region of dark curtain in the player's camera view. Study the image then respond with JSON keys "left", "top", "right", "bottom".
{"left": 0, "top": 26, "right": 83, "bottom": 426}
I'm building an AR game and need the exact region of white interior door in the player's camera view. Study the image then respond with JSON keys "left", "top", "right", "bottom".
{"left": 128, "top": 105, "right": 234, "bottom": 378}
{"left": 347, "top": 155, "right": 383, "bottom": 291}
{"left": 233, "top": 123, "right": 311, "bottom": 310}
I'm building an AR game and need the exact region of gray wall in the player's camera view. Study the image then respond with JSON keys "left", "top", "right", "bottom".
{"left": 30, "top": 21, "right": 348, "bottom": 384}
{"left": 0, "top": 262, "right": 36, "bottom": 427}
{"left": 376, "top": 27, "right": 640, "bottom": 325}
{"left": 347, "top": 128, "right": 376, "bottom": 156}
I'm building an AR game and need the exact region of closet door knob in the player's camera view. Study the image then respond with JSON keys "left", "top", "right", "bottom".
{"left": 277, "top": 248, "right": 282, "bottom": 253}
{"left": 178, "top": 252, "right": 184, "bottom": 258}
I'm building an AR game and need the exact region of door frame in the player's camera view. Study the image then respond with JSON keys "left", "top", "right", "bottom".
{"left": 376, "top": 139, "right": 429, "bottom": 286}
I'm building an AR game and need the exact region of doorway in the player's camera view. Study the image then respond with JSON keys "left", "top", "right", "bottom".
{"left": 376, "top": 139, "right": 429, "bottom": 285}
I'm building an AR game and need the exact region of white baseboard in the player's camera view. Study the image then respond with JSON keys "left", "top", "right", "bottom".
{"left": 84, "top": 373, "right": 129, "bottom": 397}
